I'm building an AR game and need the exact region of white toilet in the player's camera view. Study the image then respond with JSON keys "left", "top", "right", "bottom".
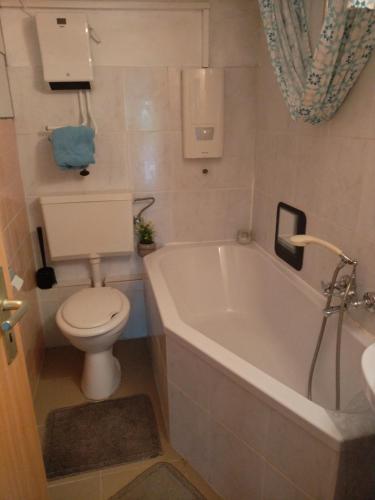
{"left": 40, "top": 192, "right": 134, "bottom": 400}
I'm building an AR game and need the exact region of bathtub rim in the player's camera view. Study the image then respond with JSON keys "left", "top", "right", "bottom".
{"left": 144, "top": 240, "right": 375, "bottom": 451}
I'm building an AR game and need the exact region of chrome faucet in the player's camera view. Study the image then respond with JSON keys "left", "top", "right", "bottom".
{"left": 321, "top": 265, "right": 375, "bottom": 316}
{"left": 288, "top": 234, "right": 375, "bottom": 316}
{"left": 321, "top": 268, "right": 357, "bottom": 317}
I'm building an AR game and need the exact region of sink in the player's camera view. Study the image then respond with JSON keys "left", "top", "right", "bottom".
{"left": 361, "top": 343, "right": 375, "bottom": 413}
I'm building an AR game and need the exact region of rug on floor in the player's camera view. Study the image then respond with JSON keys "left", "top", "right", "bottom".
{"left": 43, "top": 394, "right": 161, "bottom": 479}
{"left": 110, "top": 462, "right": 207, "bottom": 500}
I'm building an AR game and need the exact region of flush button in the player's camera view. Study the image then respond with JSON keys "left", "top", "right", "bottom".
{"left": 195, "top": 127, "right": 214, "bottom": 141}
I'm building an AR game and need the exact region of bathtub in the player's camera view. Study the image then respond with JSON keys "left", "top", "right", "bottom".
{"left": 144, "top": 242, "right": 375, "bottom": 500}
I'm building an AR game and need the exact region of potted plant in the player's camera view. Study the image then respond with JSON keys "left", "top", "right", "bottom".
{"left": 136, "top": 218, "right": 156, "bottom": 257}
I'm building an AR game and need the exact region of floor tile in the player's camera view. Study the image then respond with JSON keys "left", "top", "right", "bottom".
{"left": 34, "top": 338, "right": 221, "bottom": 499}
{"left": 34, "top": 376, "right": 87, "bottom": 426}
{"left": 40, "top": 345, "right": 83, "bottom": 382}
{"left": 101, "top": 459, "right": 176, "bottom": 499}
{"left": 101, "top": 458, "right": 221, "bottom": 500}
{"left": 174, "top": 460, "right": 222, "bottom": 500}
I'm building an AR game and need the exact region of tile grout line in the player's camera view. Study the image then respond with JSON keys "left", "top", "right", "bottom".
{"left": 169, "top": 380, "right": 316, "bottom": 499}
{"left": 99, "top": 470, "right": 103, "bottom": 500}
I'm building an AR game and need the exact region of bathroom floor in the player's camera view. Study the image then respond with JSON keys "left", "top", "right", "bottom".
{"left": 34, "top": 338, "right": 220, "bottom": 500}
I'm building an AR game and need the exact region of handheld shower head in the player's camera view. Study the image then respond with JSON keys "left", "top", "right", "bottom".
{"left": 289, "top": 235, "right": 356, "bottom": 265}
{"left": 289, "top": 235, "right": 342, "bottom": 255}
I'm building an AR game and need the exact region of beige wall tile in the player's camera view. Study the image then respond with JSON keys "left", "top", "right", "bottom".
{"left": 167, "top": 67, "right": 182, "bottom": 132}
{"left": 90, "top": 66, "right": 126, "bottom": 134}
{"left": 224, "top": 67, "right": 257, "bottom": 157}
{"left": 209, "top": 419, "right": 264, "bottom": 500}
{"left": 210, "top": 0, "right": 260, "bottom": 68}
{"left": 168, "top": 382, "right": 211, "bottom": 481}
{"left": 124, "top": 67, "right": 169, "bottom": 132}
{"left": 262, "top": 463, "right": 311, "bottom": 500}
{"left": 264, "top": 409, "right": 338, "bottom": 499}
{"left": 0, "top": 119, "right": 44, "bottom": 392}
{"left": 209, "top": 369, "right": 270, "bottom": 455}
{"left": 129, "top": 131, "right": 172, "bottom": 192}
{"left": 167, "top": 336, "right": 214, "bottom": 410}
{"left": 252, "top": 190, "right": 275, "bottom": 255}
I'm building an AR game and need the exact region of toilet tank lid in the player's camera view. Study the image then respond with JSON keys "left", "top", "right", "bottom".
{"left": 40, "top": 192, "right": 133, "bottom": 205}
{"left": 61, "top": 287, "right": 129, "bottom": 329}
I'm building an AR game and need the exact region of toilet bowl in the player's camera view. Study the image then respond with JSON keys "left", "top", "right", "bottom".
{"left": 56, "top": 286, "right": 130, "bottom": 400}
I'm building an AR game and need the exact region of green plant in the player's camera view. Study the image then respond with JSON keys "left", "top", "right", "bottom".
{"left": 136, "top": 218, "right": 155, "bottom": 244}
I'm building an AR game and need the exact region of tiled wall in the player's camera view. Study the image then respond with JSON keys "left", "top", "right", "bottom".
{"left": 0, "top": 118, "right": 44, "bottom": 393}
{"left": 1, "top": 0, "right": 258, "bottom": 346}
{"left": 253, "top": 2, "right": 375, "bottom": 335}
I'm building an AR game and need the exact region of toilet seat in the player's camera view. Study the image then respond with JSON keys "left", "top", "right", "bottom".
{"left": 56, "top": 287, "right": 130, "bottom": 338}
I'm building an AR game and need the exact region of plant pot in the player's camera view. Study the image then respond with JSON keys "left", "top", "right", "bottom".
{"left": 137, "top": 242, "right": 156, "bottom": 257}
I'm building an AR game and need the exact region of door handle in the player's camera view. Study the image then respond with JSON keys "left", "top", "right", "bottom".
{"left": 0, "top": 299, "right": 28, "bottom": 333}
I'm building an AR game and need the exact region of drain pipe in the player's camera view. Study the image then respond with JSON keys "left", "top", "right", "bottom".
{"left": 89, "top": 254, "right": 102, "bottom": 288}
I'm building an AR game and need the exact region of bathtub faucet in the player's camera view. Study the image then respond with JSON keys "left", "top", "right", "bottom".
{"left": 323, "top": 292, "right": 375, "bottom": 317}
{"left": 289, "top": 234, "right": 375, "bottom": 316}
{"left": 321, "top": 264, "right": 375, "bottom": 316}
{"left": 322, "top": 269, "right": 358, "bottom": 317}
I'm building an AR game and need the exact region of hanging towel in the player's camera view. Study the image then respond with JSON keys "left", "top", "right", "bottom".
{"left": 51, "top": 126, "right": 95, "bottom": 170}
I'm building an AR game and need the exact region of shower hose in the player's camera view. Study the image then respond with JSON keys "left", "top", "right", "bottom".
{"left": 307, "top": 260, "right": 356, "bottom": 411}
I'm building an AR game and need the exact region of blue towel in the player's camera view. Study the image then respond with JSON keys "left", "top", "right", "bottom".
{"left": 51, "top": 126, "right": 95, "bottom": 170}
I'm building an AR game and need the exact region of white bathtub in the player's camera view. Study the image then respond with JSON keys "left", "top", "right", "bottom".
{"left": 144, "top": 242, "right": 375, "bottom": 500}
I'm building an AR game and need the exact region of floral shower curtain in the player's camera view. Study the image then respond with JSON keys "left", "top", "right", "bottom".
{"left": 258, "top": 0, "right": 375, "bottom": 124}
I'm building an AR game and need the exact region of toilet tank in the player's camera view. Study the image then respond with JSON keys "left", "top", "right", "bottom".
{"left": 40, "top": 193, "right": 134, "bottom": 260}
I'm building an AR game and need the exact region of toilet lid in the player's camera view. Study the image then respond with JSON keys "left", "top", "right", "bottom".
{"left": 61, "top": 287, "right": 127, "bottom": 329}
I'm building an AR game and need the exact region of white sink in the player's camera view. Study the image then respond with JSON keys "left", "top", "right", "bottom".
{"left": 361, "top": 343, "right": 375, "bottom": 413}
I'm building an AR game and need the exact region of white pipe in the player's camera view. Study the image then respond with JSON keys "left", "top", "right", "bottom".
{"left": 85, "top": 91, "right": 98, "bottom": 134}
{"left": 89, "top": 255, "right": 102, "bottom": 287}
{"left": 78, "top": 90, "right": 88, "bottom": 126}
{"left": 201, "top": 8, "right": 209, "bottom": 68}
{"left": 88, "top": 25, "right": 101, "bottom": 44}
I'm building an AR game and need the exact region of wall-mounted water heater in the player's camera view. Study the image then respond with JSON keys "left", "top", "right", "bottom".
{"left": 35, "top": 13, "right": 93, "bottom": 90}
{"left": 182, "top": 68, "right": 224, "bottom": 158}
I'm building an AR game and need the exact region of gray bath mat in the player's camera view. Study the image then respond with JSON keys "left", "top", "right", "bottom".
{"left": 110, "top": 462, "right": 206, "bottom": 500}
{"left": 44, "top": 394, "right": 161, "bottom": 479}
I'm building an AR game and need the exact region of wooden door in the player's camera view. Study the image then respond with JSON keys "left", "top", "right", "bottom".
{"left": 0, "top": 233, "right": 48, "bottom": 499}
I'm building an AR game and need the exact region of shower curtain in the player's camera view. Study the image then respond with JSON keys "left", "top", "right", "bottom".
{"left": 258, "top": 0, "right": 375, "bottom": 123}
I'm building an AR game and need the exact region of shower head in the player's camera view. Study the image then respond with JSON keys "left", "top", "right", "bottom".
{"left": 289, "top": 234, "right": 356, "bottom": 265}
{"left": 289, "top": 235, "right": 342, "bottom": 255}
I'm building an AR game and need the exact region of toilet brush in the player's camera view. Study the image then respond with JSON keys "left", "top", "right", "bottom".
{"left": 36, "top": 226, "right": 57, "bottom": 289}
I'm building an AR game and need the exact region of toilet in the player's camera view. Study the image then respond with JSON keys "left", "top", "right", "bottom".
{"left": 56, "top": 287, "right": 129, "bottom": 400}
{"left": 40, "top": 192, "right": 134, "bottom": 400}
